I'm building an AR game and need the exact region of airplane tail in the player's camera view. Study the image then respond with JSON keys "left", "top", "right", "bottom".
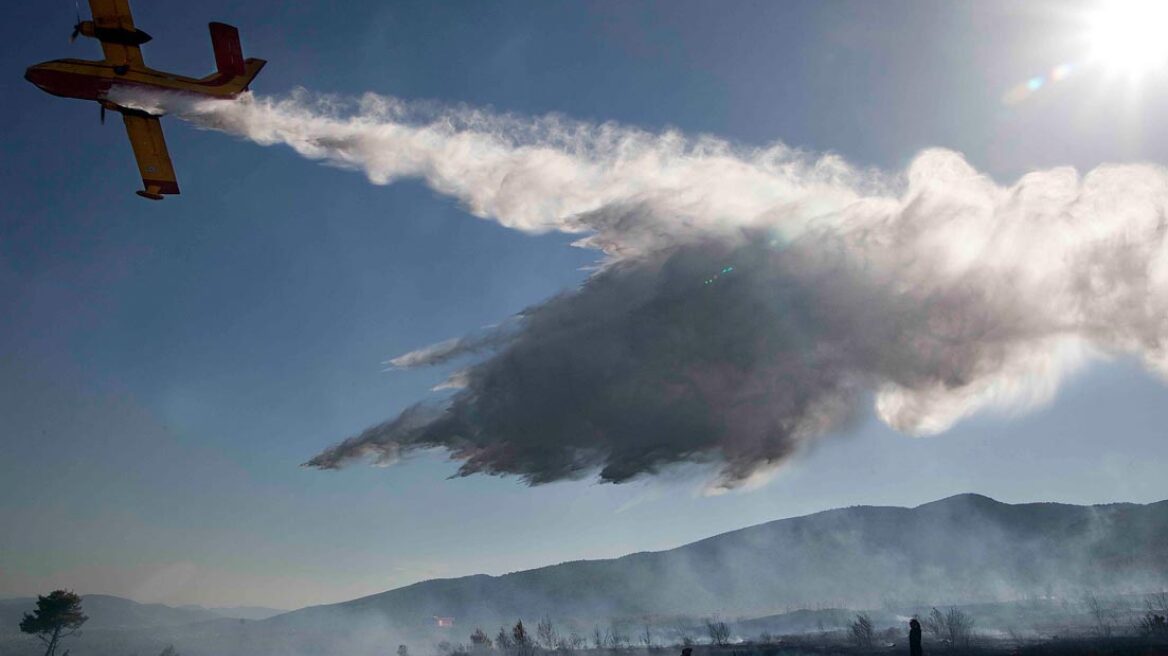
{"left": 201, "top": 22, "right": 266, "bottom": 96}
{"left": 210, "top": 22, "right": 245, "bottom": 77}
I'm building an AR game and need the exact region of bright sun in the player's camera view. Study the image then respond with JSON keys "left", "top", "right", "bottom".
{"left": 1087, "top": 0, "right": 1168, "bottom": 76}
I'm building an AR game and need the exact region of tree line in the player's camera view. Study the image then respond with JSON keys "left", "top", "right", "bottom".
{"left": 422, "top": 616, "right": 739, "bottom": 656}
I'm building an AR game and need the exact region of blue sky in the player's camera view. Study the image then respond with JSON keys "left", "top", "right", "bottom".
{"left": 2, "top": 0, "right": 1167, "bottom": 608}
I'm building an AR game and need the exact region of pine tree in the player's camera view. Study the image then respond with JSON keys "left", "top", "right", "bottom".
{"left": 18, "top": 590, "right": 88, "bottom": 656}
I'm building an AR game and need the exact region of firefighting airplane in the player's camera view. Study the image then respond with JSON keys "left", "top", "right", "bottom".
{"left": 24, "top": 0, "right": 265, "bottom": 199}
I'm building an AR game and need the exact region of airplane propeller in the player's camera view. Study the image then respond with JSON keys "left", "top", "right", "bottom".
{"left": 69, "top": 1, "right": 81, "bottom": 43}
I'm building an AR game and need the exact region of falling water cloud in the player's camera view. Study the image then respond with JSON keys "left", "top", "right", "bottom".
{"left": 115, "top": 88, "right": 1168, "bottom": 488}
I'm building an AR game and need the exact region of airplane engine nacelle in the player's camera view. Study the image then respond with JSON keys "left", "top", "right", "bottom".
{"left": 78, "top": 21, "right": 153, "bottom": 46}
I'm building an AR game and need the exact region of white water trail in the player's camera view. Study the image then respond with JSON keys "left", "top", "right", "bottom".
{"left": 112, "top": 87, "right": 1168, "bottom": 486}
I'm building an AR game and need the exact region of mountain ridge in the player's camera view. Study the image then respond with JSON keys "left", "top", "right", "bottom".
{"left": 262, "top": 493, "right": 1168, "bottom": 634}
{"left": 4, "top": 494, "right": 1167, "bottom": 656}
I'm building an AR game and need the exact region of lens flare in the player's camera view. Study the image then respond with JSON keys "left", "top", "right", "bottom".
{"left": 1002, "top": 65, "right": 1075, "bottom": 105}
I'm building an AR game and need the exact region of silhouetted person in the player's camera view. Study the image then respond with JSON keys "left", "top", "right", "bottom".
{"left": 682, "top": 647, "right": 693, "bottom": 656}
{"left": 909, "top": 619, "right": 922, "bottom": 656}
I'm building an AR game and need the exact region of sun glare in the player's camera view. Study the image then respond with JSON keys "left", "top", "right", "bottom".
{"left": 1087, "top": 0, "right": 1168, "bottom": 76}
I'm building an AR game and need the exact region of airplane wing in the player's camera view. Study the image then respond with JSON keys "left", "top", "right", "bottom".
{"left": 122, "top": 112, "right": 180, "bottom": 199}
{"left": 88, "top": 0, "right": 145, "bottom": 68}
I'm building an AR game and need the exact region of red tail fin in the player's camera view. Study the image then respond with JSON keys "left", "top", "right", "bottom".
{"left": 209, "top": 22, "right": 245, "bottom": 77}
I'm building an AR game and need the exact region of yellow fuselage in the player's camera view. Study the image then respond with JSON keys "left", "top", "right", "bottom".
{"left": 24, "top": 57, "right": 264, "bottom": 108}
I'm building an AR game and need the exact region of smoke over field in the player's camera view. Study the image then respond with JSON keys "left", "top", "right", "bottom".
{"left": 3, "top": 495, "right": 1167, "bottom": 656}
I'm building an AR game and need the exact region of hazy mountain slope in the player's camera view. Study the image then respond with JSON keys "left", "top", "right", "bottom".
{"left": 0, "top": 594, "right": 224, "bottom": 632}
{"left": 181, "top": 605, "right": 288, "bottom": 621}
{"left": 0, "top": 597, "right": 259, "bottom": 656}
{"left": 5, "top": 495, "right": 1165, "bottom": 656}
{"left": 266, "top": 494, "right": 1168, "bottom": 633}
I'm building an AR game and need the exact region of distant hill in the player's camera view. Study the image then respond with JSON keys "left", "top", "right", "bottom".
{"left": 4, "top": 494, "right": 1166, "bottom": 656}
{"left": 181, "top": 605, "right": 288, "bottom": 621}
{"left": 266, "top": 494, "right": 1168, "bottom": 635}
{"left": 0, "top": 594, "right": 223, "bottom": 632}
{"left": 0, "top": 595, "right": 277, "bottom": 656}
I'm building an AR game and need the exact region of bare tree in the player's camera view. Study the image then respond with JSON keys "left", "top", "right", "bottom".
{"left": 553, "top": 634, "right": 575, "bottom": 652}
{"left": 1083, "top": 593, "right": 1116, "bottom": 638}
{"left": 944, "top": 608, "right": 975, "bottom": 647}
{"left": 1139, "top": 592, "right": 1168, "bottom": 638}
{"left": 399, "top": 644, "right": 411, "bottom": 656}
{"left": 705, "top": 619, "right": 730, "bottom": 647}
{"left": 1137, "top": 612, "right": 1167, "bottom": 637}
{"left": 566, "top": 632, "right": 586, "bottom": 650}
{"left": 1149, "top": 591, "right": 1168, "bottom": 614}
{"left": 673, "top": 621, "right": 695, "bottom": 647}
{"left": 537, "top": 617, "right": 559, "bottom": 651}
{"left": 592, "top": 626, "right": 606, "bottom": 650}
{"left": 639, "top": 624, "right": 654, "bottom": 650}
{"left": 1004, "top": 626, "right": 1026, "bottom": 647}
{"left": 850, "top": 614, "right": 874, "bottom": 648}
{"left": 924, "top": 608, "right": 946, "bottom": 641}
{"left": 609, "top": 623, "right": 629, "bottom": 649}
{"left": 923, "top": 606, "right": 975, "bottom": 646}
{"left": 496, "top": 627, "right": 514, "bottom": 651}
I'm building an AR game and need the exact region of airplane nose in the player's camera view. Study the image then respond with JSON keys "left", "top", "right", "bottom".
{"left": 24, "top": 63, "right": 102, "bottom": 101}
{"left": 24, "top": 66, "right": 49, "bottom": 89}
